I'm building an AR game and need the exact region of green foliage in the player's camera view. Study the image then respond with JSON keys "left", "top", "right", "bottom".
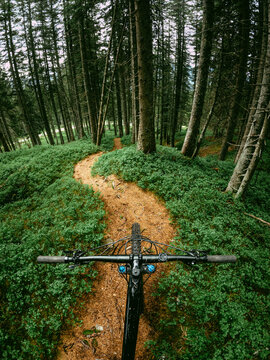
{"left": 244, "top": 146, "right": 270, "bottom": 222}
{"left": 0, "top": 139, "right": 108, "bottom": 359}
{"left": 93, "top": 145, "right": 270, "bottom": 360}
{"left": 99, "top": 131, "right": 115, "bottom": 151}
{"left": 121, "top": 134, "right": 132, "bottom": 146}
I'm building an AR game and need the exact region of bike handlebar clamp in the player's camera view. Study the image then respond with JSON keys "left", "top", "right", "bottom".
{"left": 159, "top": 253, "right": 168, "bottom": 262}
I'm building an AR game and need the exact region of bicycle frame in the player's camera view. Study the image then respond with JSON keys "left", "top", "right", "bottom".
{"left": 122, "top": 257, "right": 144, "bottom": 360}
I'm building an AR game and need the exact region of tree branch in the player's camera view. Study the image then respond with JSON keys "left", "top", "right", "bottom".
{"left": 244, "top": 213, "right": 270, "bottom": 227}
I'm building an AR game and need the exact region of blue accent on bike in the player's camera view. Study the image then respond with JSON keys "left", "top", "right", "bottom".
{"left": 147, "top": 265, "right": 155, "bottom": 273}
{"left": 119, "top": 266, "right": 126, "bottom": 274}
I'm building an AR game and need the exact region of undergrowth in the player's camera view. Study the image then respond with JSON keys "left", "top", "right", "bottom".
{"left": 0, "top": 135, "right": 114, "bottom": 359}
{"left": 92, "top": 145, "right": 270, "bottom": 360}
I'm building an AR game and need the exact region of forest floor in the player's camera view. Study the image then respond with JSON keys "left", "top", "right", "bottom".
{"left": 56, "top": 138, "right": 176, "bottom": 360}
{"left": 198, "top": 137, "right": 236, "bottom": 157}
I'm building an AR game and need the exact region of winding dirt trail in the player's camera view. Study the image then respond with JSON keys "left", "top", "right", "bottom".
{"left": 57, "top": 139, "right": 176, "bottom": 360}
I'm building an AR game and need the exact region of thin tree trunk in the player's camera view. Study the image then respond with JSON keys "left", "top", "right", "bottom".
{"left": 181, "top": 0, "right": 214, "bottom": 157}
{"left": 96, "top": 0, "right": 117, "bottom": 143}
{"left": 192, "top": 42, "right": 224, "bottom": 157}
{"left": 39, "top": 1, "right": 65, "bottom": 145}
{"left": 111, "top": 90, "right": 117, "bottom": 136}
{"left": 4, "top": 1, "right": 40, "bottom": 146}
{"left": 171, "top": 6, "right": 185, "bottom": 147}
{"left": 25, "top": 0, "right": 55, "bottom": 145}
{"left": 0, "top": 109, "right": 16, "bottom": 150}
{"left": 119, "top": 72, "right": 129, "bottom": 135}
{"left": 236, "top": 112, "right": 269, "bottom": 198}
{"left": 129, "top": 0, "right": 138, "bottom": 143}
{"left": 219, "top": 0, "right": 250, "bottom": 160}
{"left": 49, "top": 0, "right": 75, "bottom": 141}
{"left": 96, "top": 17, "right": 126, "bottom": 144}
{"left": 114, "top": 72, "right": 123, "bottom": 138}
{"left": 0, "top": 127, "right": 10, "bottom": 152}
{"left": 160, "top": 20, "right": 170, "bottom": 145}
{"left": 43, "top": 48, "right": 65, "bottom": 144}
{"left": 78, "top": 20, "right": 97, "bottom": 143}
{"left": 0, "top": 111, "right": 12, "bottom": 151}
{"left": 64, "top": 0, "right": 84, "bottom": 139}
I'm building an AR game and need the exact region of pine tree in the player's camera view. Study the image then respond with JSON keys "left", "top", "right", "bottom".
{"left": 135, "top": 0, "right": 156, "bottom": 153}
{"left": 226, "top": 1, "right": 269, "bottom": 198}
{"left": 181, "top": 0, "right": 214, "bottom": 157}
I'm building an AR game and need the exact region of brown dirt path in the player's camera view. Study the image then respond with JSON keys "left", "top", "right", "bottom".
{"left": 57, "top": 138, "right": 176, "bottom": 360}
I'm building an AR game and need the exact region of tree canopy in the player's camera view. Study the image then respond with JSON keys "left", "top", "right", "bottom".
{"left": 0, "top": 0, "right": 269, "bottom": 197}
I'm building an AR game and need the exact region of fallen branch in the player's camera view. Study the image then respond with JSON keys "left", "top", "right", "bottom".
{"left": 244, "top": 213, "right": 270, "bottom": 227}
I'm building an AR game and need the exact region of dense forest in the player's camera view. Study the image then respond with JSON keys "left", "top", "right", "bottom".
{"left": 0, "top": 0, "right": 269, "bottom": 197}
{"left": 0, "top": 0, "right": 269, "bottom": 359}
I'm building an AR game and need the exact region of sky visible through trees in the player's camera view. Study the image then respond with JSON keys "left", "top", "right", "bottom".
{"left": 0, "top": 2, "right": 269, "bottom": 358}
{"left": 0, "top": 0, "right": 269, "bottom": 197}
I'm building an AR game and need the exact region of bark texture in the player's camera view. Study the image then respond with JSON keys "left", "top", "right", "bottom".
{"left": 226, "top": 1, "right": 270, "bottom": 198}
{"left": 181, "top": 0, "right": 213, "bottom": 157}
{"left": 135, "top": 0, "right": 156, "bottom": 153}
{"left": 219, "top": 0, "right": 250, "bottom": 160}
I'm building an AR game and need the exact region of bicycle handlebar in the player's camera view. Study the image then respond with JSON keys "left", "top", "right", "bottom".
{"left": 206, "top": 255, "right": 237, "bottom": 263}
{"left": 37, "top": 254, "right": 237, "bottom": 264}
{"left": 37, "top": 256, "right": 66, "bottom": 263}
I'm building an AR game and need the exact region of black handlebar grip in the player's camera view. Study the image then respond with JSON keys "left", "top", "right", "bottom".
{"left": 37, "top": 256, "right": 66, "bottom": 264}
{"left": 207, "top": 255, "right": 237, "bottom": 263}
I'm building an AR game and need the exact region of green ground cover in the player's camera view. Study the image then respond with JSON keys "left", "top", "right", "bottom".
{"left": 0, "top": 135, "right": 114, "bottom": 359}
{"left": 93, "top": 144, "right": 270, "bottom": 360}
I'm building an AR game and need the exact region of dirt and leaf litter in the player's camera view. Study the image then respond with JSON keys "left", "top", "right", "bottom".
{"left": 57, "top": 139, "right": 176, "bottom": 360}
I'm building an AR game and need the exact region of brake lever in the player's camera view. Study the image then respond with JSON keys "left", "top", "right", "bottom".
{"left": 64, "top": 249, "right": 86, "bottom": 269}
{"left": 186, "top": 249, "right": 208, "bottom": 266}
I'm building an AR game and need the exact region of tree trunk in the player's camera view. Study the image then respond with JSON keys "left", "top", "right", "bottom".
{"left": 237, "top": 113, "right": 269, "bottom": 198}
{"left": 234, "top": 0, "right": 267, "bottom": 163}
{"left": 96, "top": 0, "right": 117, "bottom": 143}
{"left": 129, "top": 0, "right": 138, "bottom": 143}
{"left": 78, "top": 20, "right": 97, "bottom": 143}
{"left": 111, "top": 88, "right": 117, "bottom": 136}
{"left": 64, "top": 0, "right": 84, "bottom": 139}
{"left": 171, "top": 4, "right": 185, "bottom": 147}
{"left": 4, "top": 1, "right": 40, "bottom": 146}
{"left": 49, "top": 0, "right": 75, "bottom": 142}
{"left": 0, "top": 127, "right": 10, "bottom": 152}
{"left": 0, "top": 110, "right": 12, "bottom": 151}
{"left": 135, "top": 0, "right": 156, "bottom": 153}
{"left": 43, "top": 47, "right": 65, "bottom": 145}
{"left": 181, "top": 0, "right": 214, "bottom": 157}
{"left": 38, "top": 1, "right": 65, "bottom": 145}
{"left": 119, "top": 72, "right": 129, "bottom": 135}
{"left": 219, "top": 0, "right": 250, "bottom": 160}
{"left": 226, "top": 1, "right": 270, "bottom": 198}
{"left": 192, "top": 42, "right": 224, "bottom": 158}
{"left": 160, "top": 20, "right": 165, "bottom": 145}
{"left": 25, "top": 0, "right": 55, "bottom": 145}
{"left": 0, "top": 109, "right": 16, "bottom": 151}
{"left": 115, "top": 72, "right": 123, "bottom": 138}
{"left": 96, "top": 14, "right": 126, "bottom": 144}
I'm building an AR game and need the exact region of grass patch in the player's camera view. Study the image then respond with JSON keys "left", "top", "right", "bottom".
{"left": 92, "top": 145, "right": 270, "bottom": 360}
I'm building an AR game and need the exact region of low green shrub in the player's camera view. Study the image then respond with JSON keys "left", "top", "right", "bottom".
{"left": 93, "top": 145, "right": 270, "bottom": 360}
{"left": 121, "top": 134, "right": 132, "bottom": 146}
{"left": 0, "top": 137, "right": 112, "bottom": 359}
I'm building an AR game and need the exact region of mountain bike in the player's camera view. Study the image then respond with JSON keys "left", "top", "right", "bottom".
{"left": 37, "top": 223, "right": 237, "bottom": 360}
